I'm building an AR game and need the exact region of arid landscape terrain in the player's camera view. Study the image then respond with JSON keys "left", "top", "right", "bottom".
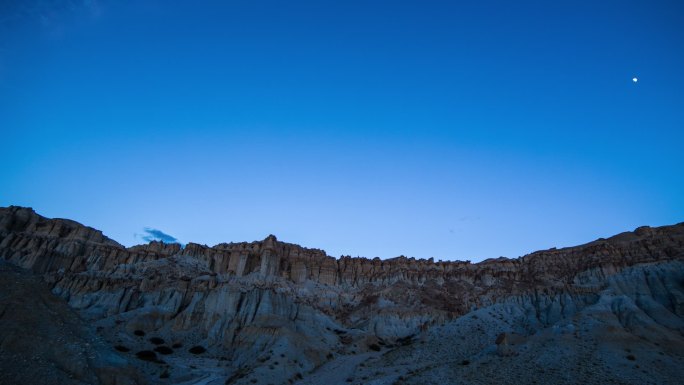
{"left": 3, "top": 1, "right": 683, "bottom": 384}
{"left": 1, "top": 205, "right": 683, "bottom": 385}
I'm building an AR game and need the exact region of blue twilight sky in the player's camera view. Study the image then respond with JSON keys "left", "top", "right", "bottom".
{"left": 1, "top": 0, "right": 683, "bottom": 261}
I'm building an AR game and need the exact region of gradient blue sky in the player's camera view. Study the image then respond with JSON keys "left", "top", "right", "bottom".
{"left": 1, "top": 0, "right": 683, "bottom": 261}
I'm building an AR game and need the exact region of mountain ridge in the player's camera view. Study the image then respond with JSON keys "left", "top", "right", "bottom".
{"left": 3, "top": 205, "right": 682, "bottom": 271}
{"left": 1, "top": 205, "right": 683, "bottom": 385}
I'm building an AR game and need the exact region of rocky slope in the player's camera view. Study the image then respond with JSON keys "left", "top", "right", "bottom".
{"left": 0, "top": 261, "right": 146, "bottom": 385}
{"left": 0, "top": 205, "right": 683, "bottom": 384}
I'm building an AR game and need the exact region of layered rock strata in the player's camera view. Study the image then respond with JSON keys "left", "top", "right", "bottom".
{"left": 0, "top": 205, "right": 682, "bottom": 385}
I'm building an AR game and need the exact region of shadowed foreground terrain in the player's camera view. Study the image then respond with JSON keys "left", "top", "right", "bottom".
{"left": 0, "top": 261, "right": 143, "bottom": 384}
{"left": 0, "top": 206, "right": 683, "bottom": 384}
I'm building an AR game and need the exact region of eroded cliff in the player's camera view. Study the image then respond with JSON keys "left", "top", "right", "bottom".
{"left": 0, "top": 205, "right": 682, "bottom": 385}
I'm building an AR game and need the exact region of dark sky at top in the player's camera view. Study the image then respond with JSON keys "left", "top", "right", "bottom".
{"left": 1, "top": 1, "right": 682, "bottom": 261}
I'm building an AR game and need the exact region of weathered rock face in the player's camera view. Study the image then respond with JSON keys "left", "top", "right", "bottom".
{"left": 1, "top": 205, "right": 683, "bottom": 385}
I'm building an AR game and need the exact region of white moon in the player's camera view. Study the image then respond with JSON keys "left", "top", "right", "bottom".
{"left": 632, "top": 77, "right": 638, "bottom": 83}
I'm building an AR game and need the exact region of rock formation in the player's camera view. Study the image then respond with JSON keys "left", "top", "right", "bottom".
{"left": 0, "top": 205, "right": 683, "bottom": 384}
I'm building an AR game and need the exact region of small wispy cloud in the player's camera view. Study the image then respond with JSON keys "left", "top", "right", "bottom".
{"left": 1, "top": 0, "right": 104, "bottom": 39}
{"left": 135, "top": 227, "right": 180, "bottom": 244}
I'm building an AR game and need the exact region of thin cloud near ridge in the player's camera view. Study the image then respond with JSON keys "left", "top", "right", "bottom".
{"left": 136, "top": 227, "right": 180, "bottom": 244}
